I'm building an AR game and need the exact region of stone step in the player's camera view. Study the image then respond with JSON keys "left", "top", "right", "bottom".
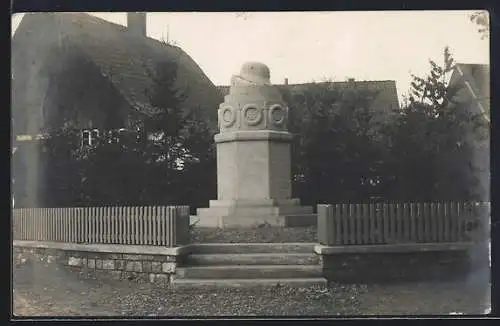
{"left": 171, "top": 277, "right": 327, "bottom": 290}
{"left": 174, "top": 265, "right": 322, "bottom": 279}
{"left": 185, "top": 253, "right": 320, "bottom": 266}
{"left": 188, "top": 243, "right": 316, "bottom": 254}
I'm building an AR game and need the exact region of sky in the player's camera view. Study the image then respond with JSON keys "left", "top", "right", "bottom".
{"left": 12, "top": 11, "right": 489, "bottom": 101}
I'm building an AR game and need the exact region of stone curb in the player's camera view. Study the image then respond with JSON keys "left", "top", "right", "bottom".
{"left": 314, "top": 242, "right": 475, "bottom": 255}
{"left": 13, "top": 240, "right": 196, "bottom": 256}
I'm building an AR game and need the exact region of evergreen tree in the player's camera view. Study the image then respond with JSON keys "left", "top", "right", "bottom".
{"left": 386, "top": 47, "right": 489, "bottom": 201}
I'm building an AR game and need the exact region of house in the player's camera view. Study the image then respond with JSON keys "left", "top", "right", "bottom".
{"left": 446, "top": 63, "right": 490, "bottom": 201}
{"left": 447, "top": 63, "right": 490, "bottom": 122}
{"left": 217, "top": 78, "right": 400, "bottom": 126}
{"left": 12, "top": 12, "right": 221, "bottom": 137}
{"left": 11, "top": 12, "right": 222, "bottom": 207}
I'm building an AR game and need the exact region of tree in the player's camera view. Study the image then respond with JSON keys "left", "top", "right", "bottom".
{"left": 409, "top": 46, "right": 455, "bottom": 108}
{"left": 41, "top": 60, "right": 216, "bottom": 210}
{"left": 283, "top": 81, "right": 388, "bottom": 205}
{"left": 386, "top": 47, "right": 489, "bottom": 201}
{"left": 80, "top": 60, "right": 216, "bottom": 208}
{"left": 470, "top": 11, "right": 490, "bottom": 40}
{"left": 39, "top": 124, "right": 87, "bottom": 206}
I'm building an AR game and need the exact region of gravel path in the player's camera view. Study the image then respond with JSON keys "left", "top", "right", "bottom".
{"left": 12, "top": 256, "right": 490, "bottom": 317}
{"left": 189, "top": 226, "right": 318, "bottom": 243}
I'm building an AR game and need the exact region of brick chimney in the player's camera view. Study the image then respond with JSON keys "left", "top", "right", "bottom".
{"left": 127, "top": 12, "right": 147, "bottom": 37}
{"left": 284, "top": 78, "right": 289, "bottom": 85}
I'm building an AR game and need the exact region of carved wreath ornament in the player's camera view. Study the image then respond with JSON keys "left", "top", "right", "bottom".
{"left": 269, "top": 104, "right": 286, "bottom": 126}
{"left": 242, "top": 104, "right": 263, "bottom": 126}
{"left": 220, "top": 105, "right": 236, "bottom": 128}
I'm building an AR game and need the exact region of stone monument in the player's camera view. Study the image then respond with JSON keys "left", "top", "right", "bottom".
{"left": 196, "top": 62, "right": 316, "bottom": 228}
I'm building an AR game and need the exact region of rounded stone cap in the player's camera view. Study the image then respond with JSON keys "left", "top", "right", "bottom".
{"left": 239, "top": 62, "right": 271, "bottom": 85}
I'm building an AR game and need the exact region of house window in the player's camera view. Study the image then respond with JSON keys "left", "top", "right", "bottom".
{"left": 82, "top": 129, "right": 99, "bottom": 147}
{"left": 107, "top": 128, "right": 127, "bottom": 143}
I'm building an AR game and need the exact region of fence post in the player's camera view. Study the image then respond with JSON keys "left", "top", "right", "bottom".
{"left": 317, "top": 204, "right": 332, "bottom": 246}
{"left": 436, "top": 202, "right": 444, "bottom": 242}
{"left": 53, "top": 207, "right": 57, "bottom": 242}
{"left": 176, "top": 205, "right": 183, "bottom": 246}
{"left": 62, "top": 208, "right": 66, "bottom": 242}
{"left": 354, "top": 204, "right": 362, "bottom": 244}
{"left": 47, "top": 207, "right": 51, "bottom": 241}
{"left": 35, "top": 208, "right": 39, "bottom": 241}
{"left": 175, "top": 206, "right": 189, "bottom": 246}
{"left": 141, "top": 206, "right": 147, "bottom": 245}
{"left": 24, "top": 208, "right": 28, "bottom": 240}
{"left": 125, "top": 207, "right": 131, "bottom": 245}
{"left": 41, "top": 208, "right": 46, "bottom": 241}
{"left": 17, "top": 209, "right": 21, "bottom": 240}
{"left": 19, "top": 209, "right": 23, "bottom": 240}
{"left": 340, "top": 203, "right": 347, "bottom": 245}
{"left": 117, "top": 206, "right": 122, "bottom": 245}
{"left": 151, "top": 206, "right": 157, "bottom": 246}
{"left": 131, "top": 206, "right": 136, "bottom": 245}
{"left": 39, "top": 208, "right": 43, "bottom": 241}
{"left": 154, "top": 206, "right": 159, "bottom": 246}
{"left": 158, "top": 206, "right": 164, "bottom": 246}
{"left": 52, "top": 208, "right": 56, "bottom": 242}
{"left": 30, "top": 208, "right": 35, "bottom": 241}
{"left": 98, "top": 206, "right": 104, "bottom": 243}
{"left": 88, "top": 207, "right": 93, "bottom": 243}
{"left": 452, "top": 201, "right": 458, "bottom": 242}
{"left": 64, "top": 207, "right": 69, "bottom": 242}
{"left": 85, "top": 207, "right": 90, "bottom": 243}
{"left": 183, "top": 206, "right": 190, "bottom": 245}
{"left": 444, "top": 202, "right": 450, "bottom": 242}
{"left": 20, "top": 208, "right": 23, "bottom": 240}
{"left": 147, "top": 206, "right": 152, "bottom": 245}
{"left": 104, "top": 206, "right": 109, "bottom": 244}
{"left": 58, "top": 208, "right": 63, "bottom": 242}
{"left": 133, "top": 206, "right": 138, "bottom": 245}
{"left": 395, "top": 203, "right": 402, "bottom": 242}
{"left": 12, "top": 209, "right": 17, "bottom": 240}
{"left": 363, "top": 203, "right": 370, "bottom": 244}
{"left": 111, "top": 206, "right": 116, "bottom": 244}
{"left": 167, "top": 206, "right": 174, "bottom": 247}
{"left": 348, "top": 204, "right": 355, "bottom": 245}
{"left": 27, "top": 208, "right": 31, "bottom": 240}
{"left": 107, "top": 206, "right": 112, "bottom": 244}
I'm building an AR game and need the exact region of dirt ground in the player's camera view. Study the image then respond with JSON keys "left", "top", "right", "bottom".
{"left": 12, "top": 255, "right": 490, "bottom": 317}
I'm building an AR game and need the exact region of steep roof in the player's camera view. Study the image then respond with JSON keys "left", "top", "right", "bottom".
{"left": 217, "top": 80, "right": 400, "bottom": 116}
{"left": 13, "top": 13, "right": 221, "bottom": 125}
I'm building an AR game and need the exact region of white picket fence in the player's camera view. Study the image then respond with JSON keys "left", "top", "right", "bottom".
{"left": 317, "top": 201, "right": 489, "bottom": 246}
{"left": 12, "top": 205, "right": 190, "bottom": 247}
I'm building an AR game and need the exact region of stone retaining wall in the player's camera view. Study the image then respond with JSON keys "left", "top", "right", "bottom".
{"left": 13, "top": 241, "right": 190, "bottom": 286}
{"left": 315, "top": 243, "right": 488, "bottom": 284}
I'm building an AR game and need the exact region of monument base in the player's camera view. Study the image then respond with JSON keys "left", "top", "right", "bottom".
{"left": 195, "top": 199, "right": 317, "bottom": 228}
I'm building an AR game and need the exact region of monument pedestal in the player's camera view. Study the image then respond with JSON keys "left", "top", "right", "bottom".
{"left": 197, "top": 199, "right": 316, "bottom": 228}
{"left": 195, "top": 62, "right": 316, "bottom": 228}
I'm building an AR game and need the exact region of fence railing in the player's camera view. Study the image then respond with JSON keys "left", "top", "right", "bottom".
{"left": 12, "top": 205, "right": 190, "bottom": 247}
{"left": 317, "top": 202, "right": 489, "bottom": 246}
